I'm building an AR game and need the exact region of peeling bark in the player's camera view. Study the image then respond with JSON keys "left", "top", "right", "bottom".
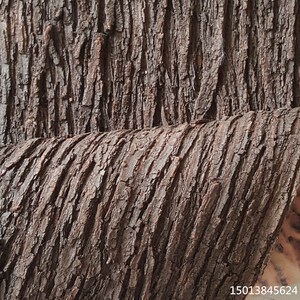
{"left": 0, "top": 0, "right": 299, "bottom": 145}
{"left": 1, "top": 108, "right": 300, "bottom": 299}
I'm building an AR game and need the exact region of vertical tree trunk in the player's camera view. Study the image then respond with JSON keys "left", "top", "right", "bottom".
{"left": 0, "top": 0, "right": 299, "bottom": 145}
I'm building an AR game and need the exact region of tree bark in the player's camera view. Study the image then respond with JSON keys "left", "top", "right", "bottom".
{"left": 1, "top": 0, "right": 300, "bottom": 299}
{"left": 1, "top": 108, "right": 300, "bottom": 299}
{"left": 0, "top": 0, "right": 299, "bottom": 145}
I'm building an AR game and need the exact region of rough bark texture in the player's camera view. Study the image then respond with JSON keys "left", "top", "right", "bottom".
{"left": 0, "top": 0, "right": 299, "bottom": 145}
{"left": 1, "top": 108, "right": 300, "bottom": 300}
{"left": 2, "top": 1, "right": 300, "bottom": 299}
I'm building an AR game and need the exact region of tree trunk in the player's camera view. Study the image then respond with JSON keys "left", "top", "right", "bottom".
{"left": 1, "top": 1, "right": 300, "bottom": 299}
{"left": 0, "top": 0, "right": 299, "bottom": 145}
{"left": 1, "top": 108, "right": 300, "bottom": 299}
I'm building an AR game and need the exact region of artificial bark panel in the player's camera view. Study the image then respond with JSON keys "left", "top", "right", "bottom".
{"left": 0, "top": 0, "right": 299, "bottom": 145}
{"left": 1, "top": 108, "right": 300, "bottom": 299}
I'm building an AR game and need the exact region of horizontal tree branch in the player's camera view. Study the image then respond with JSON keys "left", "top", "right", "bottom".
{"left": 1, "top": 108, "right": 300, "bottom": 299}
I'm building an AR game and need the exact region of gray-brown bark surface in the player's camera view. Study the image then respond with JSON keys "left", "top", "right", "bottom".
{"left": 1, "top": 108, "right": 300, "bottom": 300}
{"left": 0, "top": 0, "right": 299, "bottom": 145}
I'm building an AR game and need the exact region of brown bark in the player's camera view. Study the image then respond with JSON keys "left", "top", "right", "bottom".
{"left": 1, "top": 108, "right": 300, "bottom": 299}
{"left": 2, "top": 1, "right": 300, "bottom": 299}
{"left": 0, "top": 0, "right": 299, "bottom": 145}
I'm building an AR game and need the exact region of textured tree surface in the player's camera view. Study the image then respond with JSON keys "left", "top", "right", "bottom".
{"left": 2, "top": 0, "right": 300, "bottom": 299}
{"left": 1, "top": 108, "right": 300, "bottom": 300}
{"left": 0, "top": 0, "right": 299, "bottom": 145}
